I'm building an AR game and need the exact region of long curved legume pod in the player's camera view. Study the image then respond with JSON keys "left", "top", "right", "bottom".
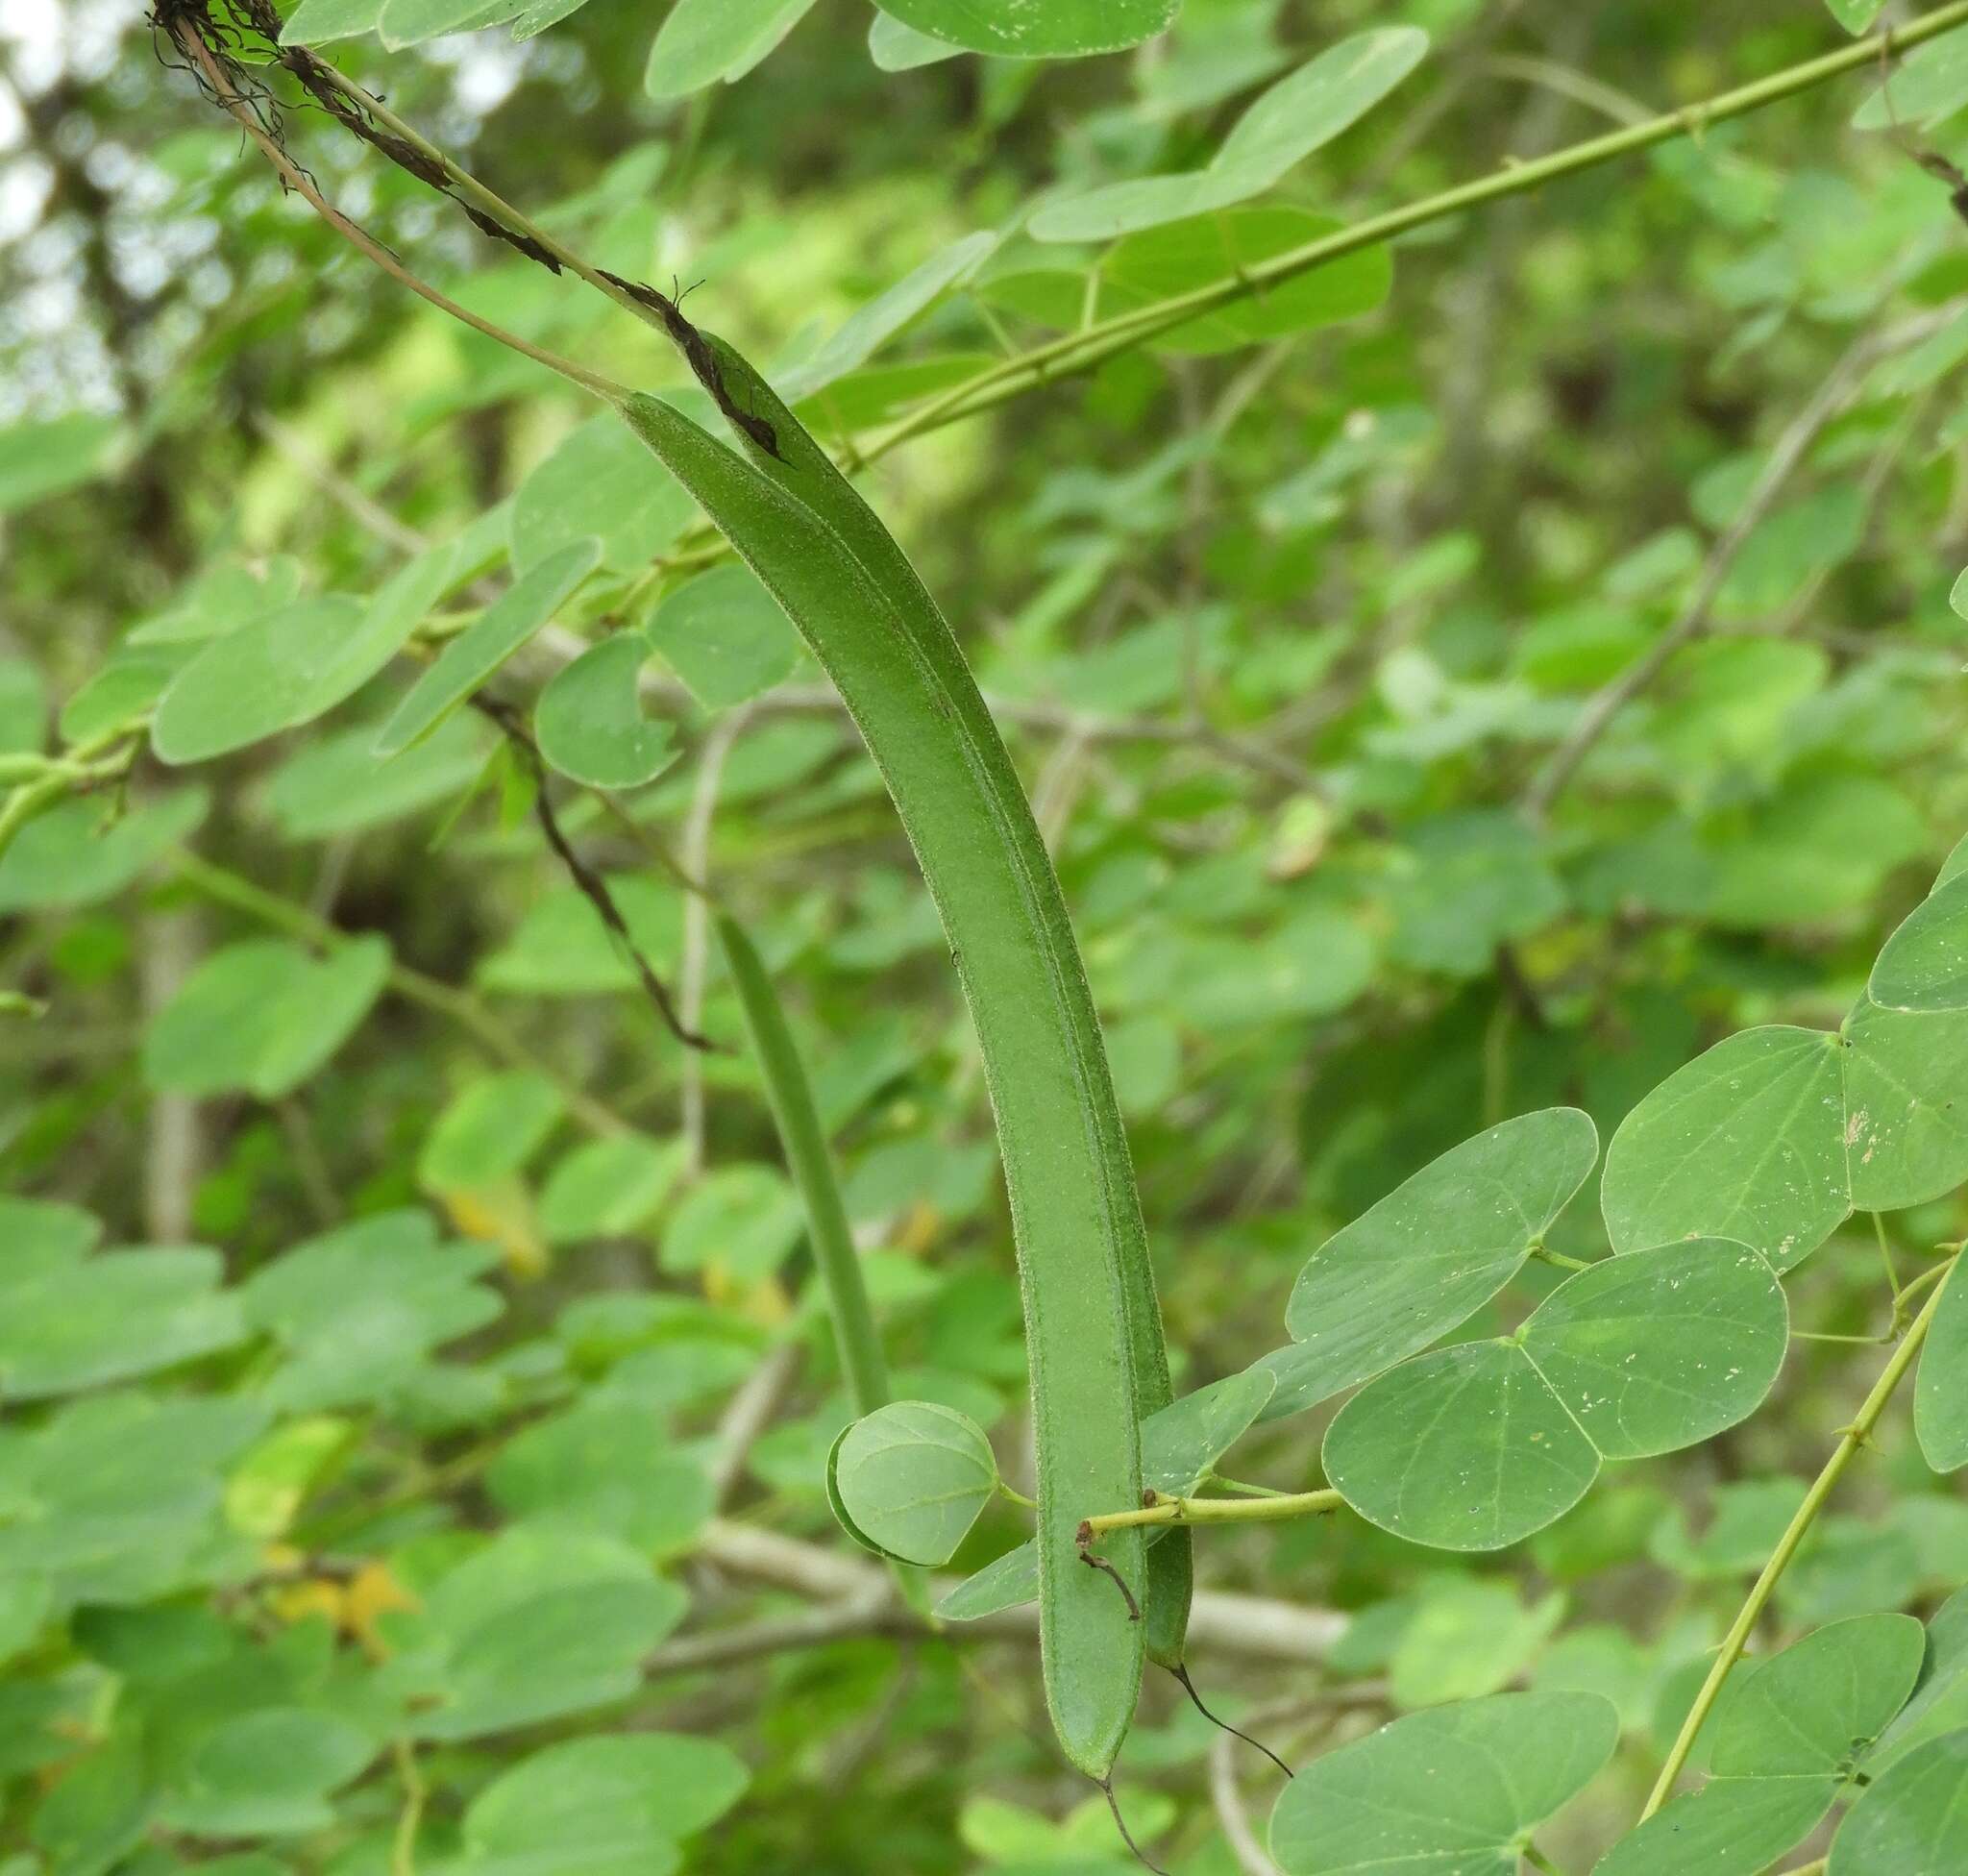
{"left": 618, "top": 344, "right": 1175, "bottom": 1776}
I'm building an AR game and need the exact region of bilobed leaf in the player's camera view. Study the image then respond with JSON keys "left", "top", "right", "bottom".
{"left": 1322, "top": 1340, "right": 1601, "bottom": 1552}
{"left": 829, "top": 1400, "right": 998, "bottom": 1567}
{"left": 1032, "top": 29, "right": 1427, "bottom": 240}
{"left": 1915, "top": 1263, "right": 1968, "bottom": 1472}
{"left": 141, "top": 936, "right": 390, "bottom": 1099}
{"left": 1829, "top": 1729, "right": 1968, "bottom": 1873}
{"left": 1268, "top": 1691, "right": 1618, "bottom": 1874}
{"left": 376, "top": 538, "right": 600, "bottom": 755}
{"left": 1601, "top": 1025, "right": 1850, "bottom": 1271}
{"left": 644, "top": 564, "right": 801, "bottom": 708}
{"left": 1264, "top": 1107, "right": 1598, "bottom": 1421}
{"left": 873, "top": 0, "right": 1176, "bottom": 60}
{"left": 534, "top": 632, "right": 676, "bottom": 789}
{"left": 1871, "top": 873, "right": 1968, "bottom": 1013}
{"left": 934, "top": 1542, "right": 1038, "bottom": 1621}
{"left": 1841, "top": 999, "right": 1968, "bottom": 1210}
{"left": 1140, "top": 1369, "right": 1274, "bottom": 1494}
{"left": 1519, "top": 1238, "right": 1787, "bottom": 1462}
{"left": 644, "top": 0, "right": 818, "bottom": 100}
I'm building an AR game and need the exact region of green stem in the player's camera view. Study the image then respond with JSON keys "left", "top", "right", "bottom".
{"left": 167, "top": 846, "right": 630, "bottom": 1140}
{"left": 716, "top": 912, "right": 888, "bottom": 1417}
{"left": 998, "top": 1480, "right": 1039, "bottom": 1511}
{"left": 1208, "top": 1474, "right": 1290, "bottom": 1499}
{"left": 867, "top": 2, "right": 1968, "bottom": 458}
{"left": 1520, "top": 1846, "right": 1562, "bottom": 1875}
{"left": 1640, "top": 1255, "right": 1960, "bottom": 1817}
{"left": 1532, "top": 1245, "right": 1594, "bottom": 1273}
{"left": 1083, "top": 1488, "right": 1344, "bottom": 1536}
{"left": 1875, "top": 1211, "right": 1903, "bottom": 1295}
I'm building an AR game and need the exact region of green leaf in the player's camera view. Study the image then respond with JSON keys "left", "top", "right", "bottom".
{"left": 420, "top": 1071, "right": 565, "bottom": 1191}
{"left": 934, "top": 1542, "right": 1039, "bottom": 1621}
{"left": 1830, "top": 1730, "right": 1968, "bottom": 1873}
{"left": 160, "top": 1709, "right": 375, "bottom": 1839}
{"left": 1032, "top": 27, "right": 1424, "bottom": 240}
{"left": 1389, "top": 1581, "right": 1566, "bottom": 1709}
{"left": 1601, "top": 1025, "right": 1850, "bottom": 1271}
{"left": 400, "top": 1530, "right": 687, "bottom": 1740}
{"left": 644, "top": 0, "right": 820, "bottom": 100}
{"left": 1842, "top": 999, "right": 1968, "bottom": 1210}
{"left": 1097, "top": 209, "right": 1392, "bottom": 355}
{"left": 1852, "top": 25, "right": 1968, "bottom": 129}
{"left": 1264, "top": 1107, "right": 1598, "bottom": 1421}
{"left": 873, "top": 0, "right": 1176, "bottom": 60}
{"left": 534, "top": 632, "right": 676, "bottom": 789}
{"left": 459, "top": 1734, "right": 748, "bottom": 1875}
{"left": 1594, "top": 1777, "right": 1842, "bottom": 1876}
{"left": 1874, "top": 1588, "right": 1968, "bottom": 1771}
{"left": 659, "top": 1163, "right": 803, "bottom": 1280}
{"left": 279, "top": 0, "right": 385, "bottom": 42}
{"left": 0, "top": 413, "right": 118, "bottom": 514}
{"left": 1386, "top": 809, "right": 1566, "bottom": 976}
{"left": 260, "top": 713, "right": 491, "bottom": 840}
{"left": 0, "top": 658, "right": 45, "bottom": 753}
{"left": 142, "top": 936, "right": 390, "bottom": 1098}
{"left": 151, "top": 595, "right": 369, "bottom": 764}
{"left": 644, "top": 564, "right": 802, "bottom": 708}
{"left": 478, "top": 875, "right": 680, "bottom": 997}
{"left": 510, "top": 417, "right": 695, "bottom": 574}
{"left": 377, "top": 0, "right": 510, "bottom": 48}
{"left": 1871, "top": 873, "right": 1968, "bottom": 1014}
{"left": 1268, "top": 1691, "right": 1618, "bottom": 1874}
{"left": 869, "top": 10, "right": 960, "bottom": 70}
{"left": 1916, "top": 1263, "right": 1968, "bottom": 1472}
{"left": 1140, "top": 1370, "right": 1274, "bottom": 1494}
{"left": 487, "top": 1402, "right": 713, "bottom": 1556}
{"left": 243, "top": 1211, "right": 503, "bottom": 1413}
{"left": 1826, "top": 0, "right": 1886, "bottom": 30}
{"left": 1519, "top": 1238, "right": 1788, "bottom": 1462}
{"left": 1709, "top": 1613, "right": 1925, "bottom": 1777}
{"left": 376, "top": 538, "right": 600, "bottom": 755}
{"left": 775, "top": 233, "right": 998, "bottom": 402}
{"left": 829, "top": 1400, "right": 998, "bottom": 1567}
{"left": 0, "top": 788, "right": 207, "bottom": 915}
{"left": 1323, "top": 1341, "right": 1601, "bottom": 1551}
{"left": 538, "top": 1134, "right": 683, "bottom": 1243}
{"left": 0, "top": 1245, "right": 244, "bottom": 1400}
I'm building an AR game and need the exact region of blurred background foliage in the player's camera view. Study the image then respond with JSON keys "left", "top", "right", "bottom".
{"left": 3, "top": 0, "right": 1968, "bottom": 1871}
